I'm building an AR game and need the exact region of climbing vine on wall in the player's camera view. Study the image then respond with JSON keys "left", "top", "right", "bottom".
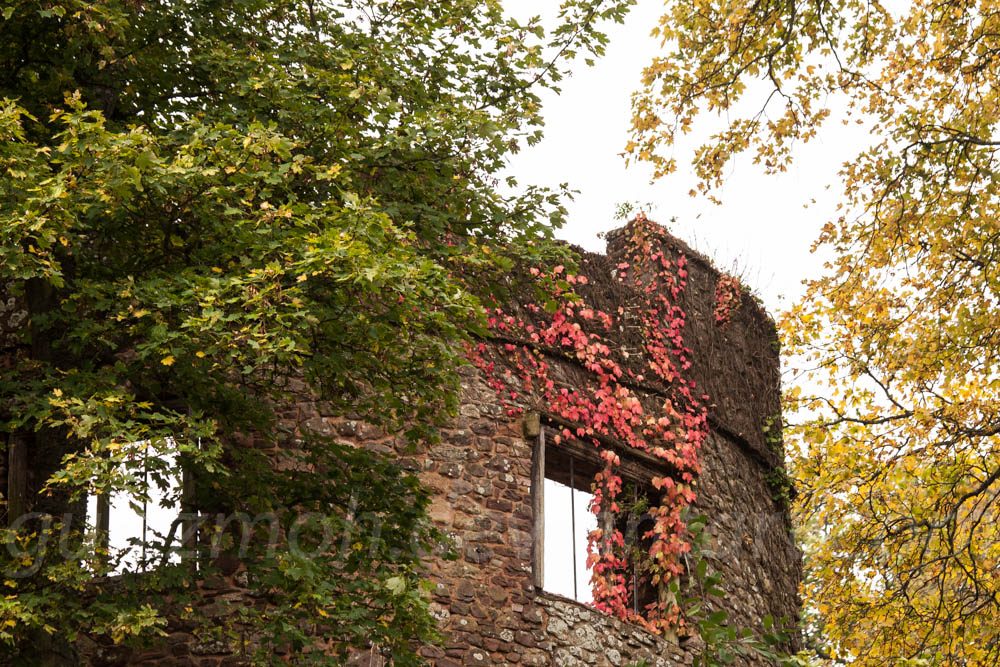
{"left": 467, "top": 216, "right": 710, "bottom": 637}
{"left": 714, "top": 274, "right": 742, "bottom": 328}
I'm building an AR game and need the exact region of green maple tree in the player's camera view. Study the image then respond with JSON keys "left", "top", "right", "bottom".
{"left": 0, "top": 0, "right": 632, "bottom": 663}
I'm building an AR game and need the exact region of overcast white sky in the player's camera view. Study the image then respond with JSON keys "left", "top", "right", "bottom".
{"left": 502, "top": 0, "right": 867, "bottom": 600}
{"left": 502, "top": 0, "right": 865, "bottom": 313}
{"left": 543, "top": 478, "right": 597, "bottom": 603}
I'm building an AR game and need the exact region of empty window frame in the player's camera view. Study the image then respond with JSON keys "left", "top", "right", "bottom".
{"left": 87, "top": 439, "right": 194, "bottom": 572}
{"left": 540, "top": 433, "right": 599, "bottom": 603}
{"left": 533, "top": 423, "right": 663, "bottom": 613}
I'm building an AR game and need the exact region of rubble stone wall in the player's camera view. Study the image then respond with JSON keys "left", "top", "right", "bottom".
{"left": 315, "top": 366, "right": 798, "bottom": 666}
{"left": 332, "top": 225, "right": 800, "bottom": 666}
{"left": 14, "top": 223, "right": 800, "bottom": 665}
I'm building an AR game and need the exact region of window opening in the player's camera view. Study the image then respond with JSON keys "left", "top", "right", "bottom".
{"left": 619, "top": 481, "right": 660, "bottom": 615}
{"left": 87, "top": 439, "right": 184, "bottom": 573}
{"left": 542, "top": 467, "right": 597, "bottom": 604}
{"left": 536, "top": 422, "right": 664, "bottom": 612}
{"left": 540, "top": 428, "right": 601, "bottom": 604}
{"left": 569, "top": 452, "right": 577, "bottom": 600}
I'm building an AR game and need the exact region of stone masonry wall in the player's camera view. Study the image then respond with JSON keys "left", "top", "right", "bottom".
{"left": 41, "top": 221, "right": 801, "bottom": 665}
{"left": 317, "top": 367, "right": 797, "bottom": 666}
{"left": 330, "top": 222, "right": 800, "bottom": 665}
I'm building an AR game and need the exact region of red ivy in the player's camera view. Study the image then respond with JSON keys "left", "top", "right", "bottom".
{"left": 714, "top": 273, "right": 742, "bottom": 328}
{"left": 466, "top": 217, "right": 711, "bottom": 636}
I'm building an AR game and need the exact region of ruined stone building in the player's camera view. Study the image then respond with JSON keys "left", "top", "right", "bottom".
{"left": 1, "top": 219, "right": 801, "bottom": 665}
{"left": 303, "top": 219, "right": 802, "bottom": 665}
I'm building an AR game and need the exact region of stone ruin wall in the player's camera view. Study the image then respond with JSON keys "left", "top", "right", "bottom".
{"left": 320, "top": 224, "right": 801, "bottom": 666}
{"left": 2, "top": 223, "right": 802, "bottom": 665}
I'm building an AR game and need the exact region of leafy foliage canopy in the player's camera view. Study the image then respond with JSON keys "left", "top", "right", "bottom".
{"left": 0, "top": 0, "right": 631, "bottom": 662}
{"left": 630, "top": 0, "right": 1000, "bottom": 663}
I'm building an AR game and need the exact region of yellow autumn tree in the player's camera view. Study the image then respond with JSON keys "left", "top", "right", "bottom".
{"left": 630, "top": 1, "right": 1000, "bottom": 664}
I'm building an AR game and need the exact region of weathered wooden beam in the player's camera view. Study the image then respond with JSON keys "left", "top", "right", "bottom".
{"left": 7, "top": 434, "right": 26, "bottom": 527}
{"left": 95, "top": 490, "right": 110, "bottom": 568}
{"left": 530, "top": 425, "right": 545, "bottom": 590}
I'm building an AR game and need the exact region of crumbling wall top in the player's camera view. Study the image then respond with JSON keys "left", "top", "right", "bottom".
{"left": 605, "top": 222, "right": 783, "bottom": 467}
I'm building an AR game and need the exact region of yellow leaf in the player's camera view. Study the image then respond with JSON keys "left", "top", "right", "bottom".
{"left": 161, "top": 356, "right": 175, "bottom": 366}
